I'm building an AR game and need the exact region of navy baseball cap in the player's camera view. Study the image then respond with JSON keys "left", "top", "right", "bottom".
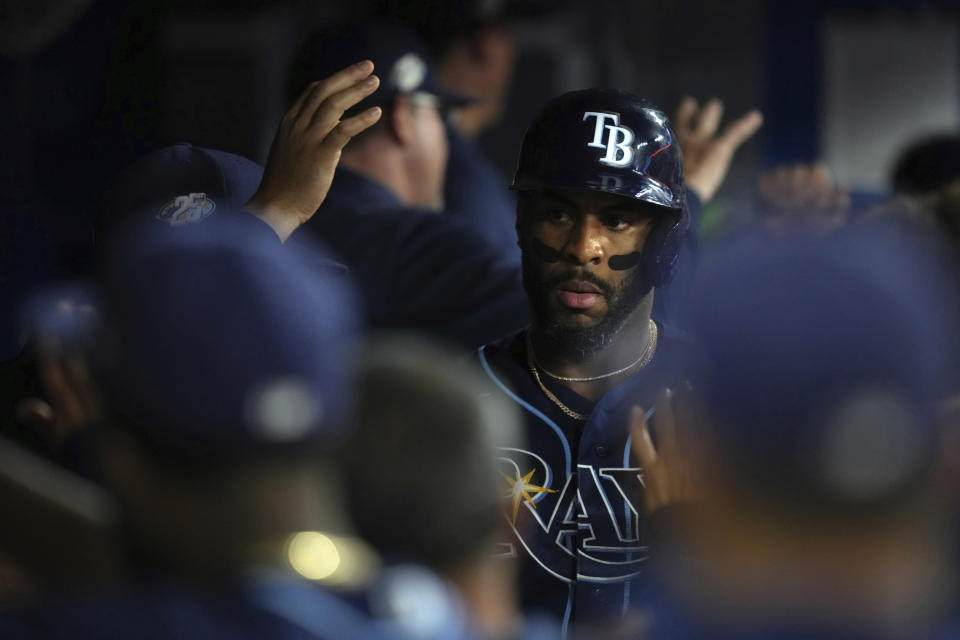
{"left": 95, "top": 215, "right": 359, "bottom": 458}
{"left": 691, "top": 226, "right": 957, "bottom": 510}
{"left": 102, "top": 143, "right": 263, "bottom": 231}
{"left": 287, "top": 21, "right": 475, "bottom": 116}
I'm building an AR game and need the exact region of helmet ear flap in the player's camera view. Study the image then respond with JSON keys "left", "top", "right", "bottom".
{"left": 641, "top": 203, "right": 691, "bottom": 290}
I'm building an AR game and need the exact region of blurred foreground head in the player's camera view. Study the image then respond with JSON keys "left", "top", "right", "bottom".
{"left": 693, "top": 226, "right": 955, "bottom": 510}
{"left": 93, "top": 217, "right": 359, "bottom": 574}
{"left": 343, "top": 337, "right": 524, "bottom": 636}
{"left": 97, "top": 218, "right": 357, "bottom": 458}
{"left": 668, "top": 225, "right": 960, "bottom": 636}
{"left": 345, "top": 336, "right": 520, "bottom": 571}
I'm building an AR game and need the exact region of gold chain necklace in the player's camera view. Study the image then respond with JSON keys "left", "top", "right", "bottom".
{"left": 532, "top": 319, "right": 658, "bottom": 382}
{"left": 527, "top": 340, "right": 589, "bottom": 421}
{"left": 525, "top": 321, "right": 661, "bottom": 422}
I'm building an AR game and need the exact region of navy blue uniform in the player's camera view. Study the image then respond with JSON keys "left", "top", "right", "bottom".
{"left": 444, "top": 127, "right": 520, "bottom": 268}
{"left": 477, "top": 324, "right": 691, "bottom": 632}
{"left": 296, "top": 168, "right": 528, "bottom": 349}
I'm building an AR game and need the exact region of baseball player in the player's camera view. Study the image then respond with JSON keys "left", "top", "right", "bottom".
{"left": 636, "top": 227, "right": 960, "bottom": 640}
{"left": 477, "top": 88, "right": 757, "bottom": 633}
{"left": 0, "top": 214, "right": 399, "bottom": 639}
{"left": 286, "top": 22, "right": 759, "bottom": 350}
{"left": 286, "top": 22, "right": 530, "bottom": 350}
{"left": 3, "top": 59, "right": 383, "bottom": 476}
{"left": 369, "top": 0, "right": 541, "bottom": 268}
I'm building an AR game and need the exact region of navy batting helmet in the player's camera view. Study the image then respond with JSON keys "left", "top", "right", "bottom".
{"left": 512, "top": 89, "right": 689, "bottom": 289}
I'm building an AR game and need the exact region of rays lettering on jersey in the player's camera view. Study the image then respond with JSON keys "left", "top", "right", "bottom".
{"left": 498, "top": 448, "right": 648, "bottom": 583}
{"left": 583, "top": 111, "right": 635, "bottom": 168}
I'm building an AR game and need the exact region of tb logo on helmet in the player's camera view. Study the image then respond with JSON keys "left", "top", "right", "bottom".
{"left": 583, "top": 111, "right": 635, "bottom": 168}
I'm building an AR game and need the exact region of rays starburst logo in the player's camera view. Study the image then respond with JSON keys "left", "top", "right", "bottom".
{"left": 501, "top": 468, "right": 557, "bottom": 523}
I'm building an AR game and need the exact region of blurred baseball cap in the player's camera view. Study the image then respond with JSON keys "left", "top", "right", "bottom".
{"left": 286, "top": 21, "right": 475, "bottom": 116}
{"left": 101, "top": 143, "right": 263, "bottom": 231}
{"left": 95, "top": 215, "right": 358, "bottom": 459}
{"left": 691, "top": 225, "right": 958, "bottom": 510}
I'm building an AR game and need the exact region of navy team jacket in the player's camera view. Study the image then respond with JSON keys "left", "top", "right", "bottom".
{"left": 295, "top": 168, "right": 528, "bottom": 350}
{"left": 477, "top": 325, "right": 691, "bottom": 633}
{"left": 444, "top": 127, "right": 520, "bottom": 268}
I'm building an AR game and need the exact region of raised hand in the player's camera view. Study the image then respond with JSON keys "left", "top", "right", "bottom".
{"left": 631, "top": 389, "right": 697, "bottom": 515}
{"left": 673, "top": 97, "right": 763, "bottom": 204}
{"left": 245, "top": 60, "right": 383, "bottom": 241}
{"left": 16, "top": 335, "right": 100, "bottom": 450}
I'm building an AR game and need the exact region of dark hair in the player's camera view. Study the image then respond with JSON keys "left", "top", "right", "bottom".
{"left": 342, "top": 338, "right": 519, "bottom": 572}
{"left": 891, "top": 134, "right": 960, "bottom": 196}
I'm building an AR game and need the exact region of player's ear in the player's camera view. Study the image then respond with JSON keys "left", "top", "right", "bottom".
{"left": 515, "top": 194, "right": 534, "bottom": 232}
{"left": 514, "top": 201, "right": 524, "bottom": 242}
{"left": 388, "top": 95, "right": 415, "bottom": 146}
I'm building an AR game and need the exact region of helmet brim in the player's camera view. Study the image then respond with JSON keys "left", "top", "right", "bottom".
{"left": 511, "top": 169, "right": 685, "bottom": 211}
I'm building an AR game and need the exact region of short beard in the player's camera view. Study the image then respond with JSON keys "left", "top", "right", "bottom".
{"left": 522, "top": 254, "right": 646, "bottom": 359}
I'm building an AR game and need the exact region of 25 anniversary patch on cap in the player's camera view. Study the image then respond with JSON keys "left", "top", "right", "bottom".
{"left": 156, "top": 192, "right": 216, "bottom": 227}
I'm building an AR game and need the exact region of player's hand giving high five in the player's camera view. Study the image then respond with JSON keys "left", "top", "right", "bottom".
{"left": 674, "top": 97, "right": 763, "bottom": 204}
{"left": 245, "top": 60, "right": 383, "bottom": 241}
{"left": 631, "top": 388, "right": 699, "bottom": 515}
